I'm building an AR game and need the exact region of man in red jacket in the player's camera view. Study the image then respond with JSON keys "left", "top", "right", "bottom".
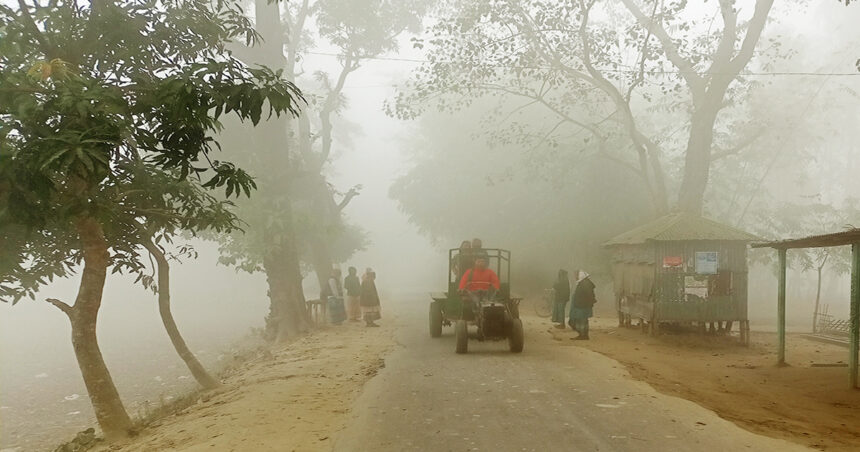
{"left": 459, "top": 256, "right": 500, "bottom": 293}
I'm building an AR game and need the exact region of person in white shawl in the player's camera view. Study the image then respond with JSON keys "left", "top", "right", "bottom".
{"left": 568, "top": 270, "right": 597, "bottom": 340}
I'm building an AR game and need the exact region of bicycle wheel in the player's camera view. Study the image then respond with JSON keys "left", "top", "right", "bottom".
{"left": 534, "top": 298, "right": 552, "bottom": 318}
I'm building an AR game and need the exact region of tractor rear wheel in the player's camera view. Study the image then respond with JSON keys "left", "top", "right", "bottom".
{"left": 509, "top": 318, "right": 524, "bottom": 353}
{"left": 429, "top": 302, "right": 443, "bottom": 338}
{"left": 455, "top": 320, "right": 468, "bottom": 354}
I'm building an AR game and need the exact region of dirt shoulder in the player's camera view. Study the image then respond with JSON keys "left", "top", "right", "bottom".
{"left": 545, "top": 317, "right": 860, "bottom": 451}
{"left": 96, "top": 321, "right": 394, "bottom": 452}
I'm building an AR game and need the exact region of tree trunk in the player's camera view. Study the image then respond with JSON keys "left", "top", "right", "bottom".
{"left": 64, "top": 216, "right": 134, "bottom": 439}
{"left": 143, "top": 239, "right": 220, "bottom": 390}
{"left": 677, "top": 106, "right": 719, "bottom": 214}
{"left": 263, "top": 247, "right": 311, "bottom": 342}
{"left": 245, "top": 0, "right": 310, "bottom": 341}
{"left": 262, "top": 205, "right": 311, "bottom": 342}
{"left": 309, "top": 234, "right": 334, "bottom": 299}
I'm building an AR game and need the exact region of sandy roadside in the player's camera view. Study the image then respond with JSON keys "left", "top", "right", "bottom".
{"left": 94, "top": 321, "right": 395, "bottom": 452}
{"left": 545, "top": 316, "right": 860, "bottom": 451}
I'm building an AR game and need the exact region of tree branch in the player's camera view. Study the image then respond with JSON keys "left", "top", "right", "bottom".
{"left": 619, "top": 0, "right": 706, "bottom": 99}
{"left": 336, "top": 187, "right": 361, "bottom": 212}
{"left": 17, "top": 0, "right": 57, "bottom": 58}
{"left": 575, "top": 0, "right": 669, "bottom": 213}
{"left": 711, "top": 128, "right": 763, "bottom": 161}
{"left": 46, "top": 297, "right": 73, "bottom": 316}
{"left": 706, "top": 0, "right": 739, "bottom": 74}
{"left": 724, "top": 0, "right": 775, "bottom": 76}
{"left": 625, "top": 0, "right": 659, "bottom": 103}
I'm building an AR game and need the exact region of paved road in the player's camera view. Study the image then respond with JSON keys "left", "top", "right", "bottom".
{"left": 334, "top": 295, "right": 809, "bottom": 452}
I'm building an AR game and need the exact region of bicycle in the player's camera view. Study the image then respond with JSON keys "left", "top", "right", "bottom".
{"left": 534, "top": 288, "right": 553, "bottom": 318}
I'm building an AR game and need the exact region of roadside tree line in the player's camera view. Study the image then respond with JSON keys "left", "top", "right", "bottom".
{"left": 0, "top": 0, "right": 428, "bottom": 440}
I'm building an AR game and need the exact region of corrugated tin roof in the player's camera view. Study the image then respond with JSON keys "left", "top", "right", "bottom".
{"left": 751, "top": 228, "right": 860, "bottom": 249}
{"left": 604, "top": 213, "right": 760, "bottom": 246}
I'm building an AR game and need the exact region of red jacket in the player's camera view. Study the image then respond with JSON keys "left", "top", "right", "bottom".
{"left": 459, "top": 268, "right": 501, "bottom": 292}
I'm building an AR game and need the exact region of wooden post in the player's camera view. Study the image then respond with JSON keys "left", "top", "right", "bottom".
{"left": 778, "top": 248, "right": 787, "bottom": 366}
{"left": 850, "top": 243, "right": 859, "bottom": 389}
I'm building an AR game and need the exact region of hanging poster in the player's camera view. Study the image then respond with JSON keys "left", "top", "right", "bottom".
{"left": 695, "top": 251, "right": 718, "bottom": 275}
{"left": 684, "top": 275, "right": 708, "bottom": 300}
{"left": 663, "top": 256, "right": 683, "bottom": 268}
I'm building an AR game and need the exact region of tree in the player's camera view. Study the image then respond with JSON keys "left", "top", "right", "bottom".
{"left": 293, "top": 0, "right": 429, "bottom": 292}
{"left": 122, "top": 167, "right": 241, "bottom": 390}
{"left": 392, "top": 0, "right": 775, "bottom": 215}
{"left": 217, "top": 0, "right": 428, "bottom": 314}
{"left": 390, "top": 107, "right": 653, "bottom": 288}
{"left": 210, "top": 0, "right": 314, "bottom": 341}
{"left": 0, "top": 0, "right": 300, "bottom": 438}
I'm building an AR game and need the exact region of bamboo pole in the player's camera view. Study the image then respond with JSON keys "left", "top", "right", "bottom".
{"left": 778, "top": 248, "right": 787, "bottom": 366}
{"left": 850, "top": 243, "right": 859, "bottom": 389}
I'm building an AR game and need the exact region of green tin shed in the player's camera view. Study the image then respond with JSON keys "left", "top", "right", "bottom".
{"left": 604, "top": 213, "right": 759, "bottom": 342}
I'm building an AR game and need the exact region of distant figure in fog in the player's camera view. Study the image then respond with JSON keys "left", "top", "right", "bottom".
{"left": 471, "top": 237, "right": 488, "bottom": 262}
{"left": 327, "top": 267, "right": 346, "bottom": 325}
{"left": 552, "top": 269, "right": 570, "bottom": 329}
{"left": 360, "top": 268, "right": 381, "bottom": 327}
{"left": 328, "top": 267, "right": 343, "bottom": 299}
{"left": 471, "top": 238, "right": 482, "bottom": 249}
{"left": 344, "top": 266, "right": 361, "bottom": 322}
{"left": 453, "top": 240, "right": 473, "bottom": 279}
{"left": 569, "top": 270, "right": 596, "bottom": 340}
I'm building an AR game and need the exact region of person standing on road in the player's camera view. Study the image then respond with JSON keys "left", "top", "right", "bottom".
{"left": 552, "top": 269, "right": 570, "bottom": 329}
{"left": 360, "top": 268, "right": 381, "bottom": 327}
{"left": 569, "top": 270, "right": 596, "bottom": 340}
{"left": 344, "top": 266, "right": 362, "bottom": 322}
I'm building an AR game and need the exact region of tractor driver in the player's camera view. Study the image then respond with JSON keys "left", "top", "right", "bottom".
{"left": 458, "top": 255, "right": 500, "bottom": 295}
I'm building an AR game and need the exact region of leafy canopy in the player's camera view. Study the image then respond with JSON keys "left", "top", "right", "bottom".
{"left": 0, "top": 0, "right": 303, "bottom": 302}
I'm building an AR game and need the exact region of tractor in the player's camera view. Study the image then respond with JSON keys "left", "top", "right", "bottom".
{"left": 429, "top": 248, "right": 523, "bottom": 353}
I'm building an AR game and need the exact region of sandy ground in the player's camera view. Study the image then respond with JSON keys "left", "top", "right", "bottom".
{"left": 549, "top": 317, "right": 860, "bottom": 451}
{"left": 94, "top": 321, "right": 394, "bottom": 452}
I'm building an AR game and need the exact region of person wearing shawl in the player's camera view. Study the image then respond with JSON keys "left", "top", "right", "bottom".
{"left": 552, "top": 269, "right": 570, "bottom": 329}
{"left": 360, "top": 268, "right": 381, "bottom": 327}
{"left": 569, "top": 270, "right": 596, "bottom": 340}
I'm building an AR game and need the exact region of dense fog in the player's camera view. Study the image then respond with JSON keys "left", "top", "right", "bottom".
{"left": 2, "top": 0, "right": 860, "bottom": 449}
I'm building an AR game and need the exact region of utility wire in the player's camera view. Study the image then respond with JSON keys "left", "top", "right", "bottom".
{"left": 305, "top": 51, "right": 860, "bottom": 77}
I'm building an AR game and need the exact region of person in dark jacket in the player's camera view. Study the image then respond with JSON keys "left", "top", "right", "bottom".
{"left": 360, "top": 268, "right": 381, "bottom": 327}
{"left": 552, "top": 269, "right": 570, "bottom": 329}
{"left": 344, "top": 266, "right": 361, "bottom": 322}
{"left": 569, "top": 270, "right": 596, "bottom": 340}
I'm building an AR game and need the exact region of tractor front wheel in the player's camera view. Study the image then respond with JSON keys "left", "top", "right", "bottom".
{"left": 509, "top": 318, "right": 524, "bottom": 353}
{"left": 430, "top": 302, "right": 443, "bottom": 338}
{"left": 455, "top": 320, "right": 468, "bottom": 354}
